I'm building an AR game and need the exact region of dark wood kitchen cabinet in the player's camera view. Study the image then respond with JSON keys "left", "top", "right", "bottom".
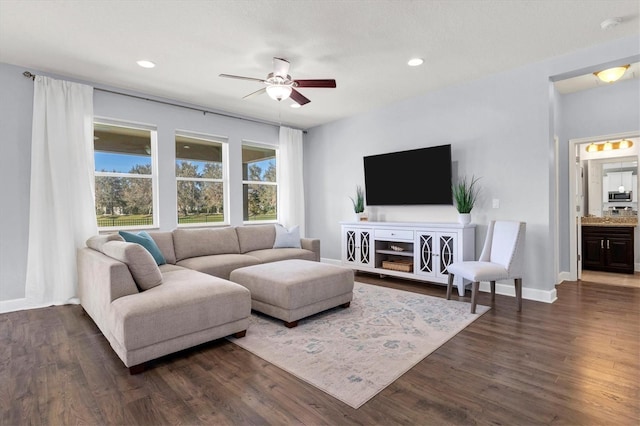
{"left": 582, "top": 226, "right": 635, "bottom": 274}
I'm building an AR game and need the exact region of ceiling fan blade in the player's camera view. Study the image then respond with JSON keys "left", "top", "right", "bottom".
{"left": 242, "top": 87, "right": 267, "bottom": 99}
{"left": 294, "top": 79, "right": 337, "bottom": 88}
{"left": 273, "top": 57, "right": 290, "bottom": 78}
{"left": 219, "top": 73, "right": 266, "bottom": 83}
{"left": 289, "top": 89, "right": 311, "bottom": 106}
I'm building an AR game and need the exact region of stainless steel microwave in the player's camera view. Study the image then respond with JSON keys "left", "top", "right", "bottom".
{"left": 609, "top": 191, "right": 632, "bottom": 202}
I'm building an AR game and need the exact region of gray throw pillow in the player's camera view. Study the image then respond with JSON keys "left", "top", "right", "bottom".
{"left": 86, "top": 233, "right": 124, "bottom": 252}
{"left": 273, "top": 224, "right": 301, "bottom": 249}
{"left": 101, "top": 241, "right": 163, "bottom": 291}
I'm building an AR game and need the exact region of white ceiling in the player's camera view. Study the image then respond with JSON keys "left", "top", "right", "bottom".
{"left": 1, "top": 0, "right": 638, "bottom": 129}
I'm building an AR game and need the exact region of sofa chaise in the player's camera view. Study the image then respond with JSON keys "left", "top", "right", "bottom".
{"left": 77, "top": 224, "right": 320, "bottom": 373}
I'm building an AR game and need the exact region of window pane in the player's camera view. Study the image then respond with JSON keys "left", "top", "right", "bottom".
{"left": 176, "top": 135, "right": 223, "bottom": 178}
{"left": 242, "top": 145, "right": 276, "bottom": 182}
{"left": 177, "top": 181, "right": 224, "bottom": 221}
{"left": 95, "top": 176, "right": 153, "bottom": 226}
{"left": 94, "top": 123, "right": 152, "bottom": 174}
{"left": 94, "top": 121, "right": 157, "bottom": 229}
{"left": 243, "top": 183, "right": 277, "bottom": 221}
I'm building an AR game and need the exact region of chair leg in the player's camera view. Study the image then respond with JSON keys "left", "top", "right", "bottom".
{"left": 515, "top": 278, "right": 522, "bottom": 312}
{"left": 446, "top": 273, "right": 454, "bottom": 300}
{"left": 470, "top": 281, "right": 479, "bottom": 314}
{"left": 490, "top": 281, "right": 496, "bottom": 302}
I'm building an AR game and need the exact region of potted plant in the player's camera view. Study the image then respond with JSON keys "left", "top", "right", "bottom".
{"left": 350, "top": 185, "right": 366, "bottom": 221}
{"left": 452, "top": 176, "right": 480, "bottom": 224}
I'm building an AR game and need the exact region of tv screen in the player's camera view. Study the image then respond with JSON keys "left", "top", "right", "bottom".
{"left": 363, "top": 144, "right": 452, "bottom": 206}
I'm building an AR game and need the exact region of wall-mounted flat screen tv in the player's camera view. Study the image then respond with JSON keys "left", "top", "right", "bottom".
{"left": 363, "top": 144, "right": 452, "bottom": 205}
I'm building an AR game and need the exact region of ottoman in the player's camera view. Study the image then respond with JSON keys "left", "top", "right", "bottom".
{"left": 230, "top": 259, "right": 354, "bottom": 327}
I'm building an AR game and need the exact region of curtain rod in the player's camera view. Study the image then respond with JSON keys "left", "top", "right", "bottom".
{"left": 22, "top": 71, "right": 303, "bottom": 131}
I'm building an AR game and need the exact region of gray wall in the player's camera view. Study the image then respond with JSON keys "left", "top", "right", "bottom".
{"left": 557, "top": 78, "right": 640, "bottom": 271}
{"left": 0, "top": 61, "right": 278, "bottom": 302}
{"left": 304, "top": 35, "right": 639, "bottom": 296}
{"left": 0, "top": 63, "right": 33, "bottom": 301}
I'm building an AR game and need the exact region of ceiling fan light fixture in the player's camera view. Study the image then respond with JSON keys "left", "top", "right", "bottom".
{"left": 593, "top": 65, "right": 629, "bottom": 83}
{"left": 266, "top": 84, "right": 292, "bottom": 101}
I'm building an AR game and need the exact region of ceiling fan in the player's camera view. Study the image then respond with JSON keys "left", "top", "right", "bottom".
{"left": 219, "top": 57, "right": 336, "bottom": 106}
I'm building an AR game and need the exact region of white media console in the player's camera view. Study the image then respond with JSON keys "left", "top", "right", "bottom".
{"left": 340, "top": 221, "right": 476, "bottom": 296}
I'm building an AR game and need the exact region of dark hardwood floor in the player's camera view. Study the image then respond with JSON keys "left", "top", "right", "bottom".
{"left": 2, "top": 273, "right": 639, "bottom": 425}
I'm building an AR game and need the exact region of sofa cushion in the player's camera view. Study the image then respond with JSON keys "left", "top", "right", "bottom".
{"left": 101, "top": 241, "right": 163, "bottom": 291}
{"left": 119, "top": 231, "right": 166, "bottom": 266}
{"left": 273, "top": 224, "right": 301, "bottom": 248}
{"left": 86, "top": 233, "right": 124, "bottom": 251}
{"left": 177, "top": 254, "right": 261, "bottom": 280}
{"left": 246, "top": 248, "right": 316, "bottom": 264}
{"left": 173, "top": 227, "right": 240, "bottom": 261}
{"left": 109, "top": 270, "right": 251, "bottom": 351}
{"left": 147, "top": 231, "right": 177, "bottom": 265}
{"left": 236, "top": 225, "right": 276, "bottom": 253}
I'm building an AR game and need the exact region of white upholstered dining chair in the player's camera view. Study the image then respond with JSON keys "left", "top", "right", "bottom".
{"left": 447, "top": 220, "right": 526, "bottom": 314}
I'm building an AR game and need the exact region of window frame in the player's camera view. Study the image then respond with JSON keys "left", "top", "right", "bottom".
{"left": 94, "top": 118, "right": 159, "bottom": 231}
{"left": 175, "top": 130, "right": 230, "bottom": 228}
{"left": 241, "top": 140, "right": 279, "bottom": 224}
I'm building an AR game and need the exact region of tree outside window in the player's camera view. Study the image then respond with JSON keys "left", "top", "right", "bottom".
{"left": 176, "top": 134, "right": 228, "bottom": 226}
{"left": 242, "top": 144, "right": 277, "bottom": 222}
{"left": 94, "top": 122, "right": 157, "bottom": 229}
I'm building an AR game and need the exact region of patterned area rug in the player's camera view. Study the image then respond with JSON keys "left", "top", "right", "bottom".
{"left": 228, "top": 282, "right": 489, "bottom": 409}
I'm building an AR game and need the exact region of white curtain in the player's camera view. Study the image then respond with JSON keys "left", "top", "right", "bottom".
{"left": 278, "top": 126, "right": 306, "bottom": 236}
{"left": 25, "top": 76, "right": 96, "bottom": 306}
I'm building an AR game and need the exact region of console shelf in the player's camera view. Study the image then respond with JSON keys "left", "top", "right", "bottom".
{"left": 341, "top": 221, "right": 476, "bottom": 296}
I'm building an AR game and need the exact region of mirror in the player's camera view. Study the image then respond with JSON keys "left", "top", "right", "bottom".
{"left": 585, "top": 155, "right": 637, "bottom": 216}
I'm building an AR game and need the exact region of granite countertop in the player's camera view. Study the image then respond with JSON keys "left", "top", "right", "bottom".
{"left": 581, "top": 217, "right": 638, "bottom": 227}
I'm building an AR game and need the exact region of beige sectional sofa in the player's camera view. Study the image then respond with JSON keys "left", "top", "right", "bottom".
{"left": 77, "top": 225, "right": 320, "bottom": 373}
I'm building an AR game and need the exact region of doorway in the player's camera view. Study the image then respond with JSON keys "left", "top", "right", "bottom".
{"left": 568, "top": 131, "right": 639, "bottom": 283}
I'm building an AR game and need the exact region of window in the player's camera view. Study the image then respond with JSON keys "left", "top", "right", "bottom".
{"left": 94, "top": 121, "right": 158, "bottom": 229}
{"left": 242, "top": 143, "right": 277, "bottom": 222}
{"left": 176, "top": 133, "right": 228, "bottom": 226}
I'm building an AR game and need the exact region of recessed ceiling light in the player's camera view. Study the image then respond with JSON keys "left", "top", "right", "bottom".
{"left": 290, "top": 103, "right": 301, "bottom": 108}
{"left": 407, "top": 58, "right": 424, "bottom": 67}
{"left": 136, "top": 60, "right": 156, "bottom": 69}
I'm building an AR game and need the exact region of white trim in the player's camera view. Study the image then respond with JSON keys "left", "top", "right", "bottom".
{"left": 322, "top": 257, "right": 557, "bottom": 303}
{"left": 0, "top": 298, "right": 80, "bottom": 314}
{"left": 568, "top": 130, "right": 639, "bottom": 281}
{"left": 558, "top": 271, "right": 572, "bottom": 283}
{"left": 478, "top": 282, "right": 558, "bottom": 304}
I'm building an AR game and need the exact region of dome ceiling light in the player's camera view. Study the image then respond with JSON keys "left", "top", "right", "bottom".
{"left": 593, "top": 65, "right": 630, "bottom": 83}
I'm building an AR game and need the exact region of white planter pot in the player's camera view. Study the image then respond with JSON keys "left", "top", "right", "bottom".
{"left": 458, "top": 213, "right": 471, "bottom": 225}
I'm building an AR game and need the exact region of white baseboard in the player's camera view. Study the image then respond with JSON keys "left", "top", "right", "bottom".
{"left": 0, "top": 298, "right": 37, "bottom": 314}
{"left": 0, "top": 297, "right": 80, "bottom": 314}
{"left": 478, "top": 282, "right": 557, "bottom": 304}
{"left": 557, "top": 271, "right": 572, "bottom": 284}
{"left": 323, "top": 257, "right": 557, "bottom": 304}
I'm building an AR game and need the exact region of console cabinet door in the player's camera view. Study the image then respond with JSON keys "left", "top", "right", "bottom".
{"left": 416, "top": 231, "right": 458, "bottom": 279}
{"left": 343, "top": 227, "right": 372, "bottom": 267}
{"left": 416, "top": 232, "right": 436, "bottom": 278}
{"left": 436, "top": 232, "right": 457, "bottom": 280}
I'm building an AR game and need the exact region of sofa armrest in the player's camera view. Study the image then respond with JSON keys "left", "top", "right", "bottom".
{"left": 300, "top": 238, "right": 321, "bottom": 262}
{"left": 77, "top": 248, "right": 139, "bottom": 334}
